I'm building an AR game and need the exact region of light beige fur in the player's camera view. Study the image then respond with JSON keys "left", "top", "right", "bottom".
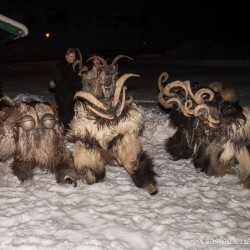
{"left": 68, "top": 103, "right": 144, "bottom": 173}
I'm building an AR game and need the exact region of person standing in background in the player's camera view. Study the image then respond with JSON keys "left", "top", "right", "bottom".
{"left": 81, "top": 54, "right": 105, "bottom": 99}
{"left": 53, "top": 48, "right": 88, "bottom": 131}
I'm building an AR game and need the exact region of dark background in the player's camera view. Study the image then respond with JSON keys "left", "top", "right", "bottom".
{"left": 0, "top": 0, "right": 249, "bottom": 61}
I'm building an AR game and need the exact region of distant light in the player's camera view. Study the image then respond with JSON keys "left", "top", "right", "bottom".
{"left": 142, "top": 42, "right": 147, "bottom": 45}
{"left": 45, "top": 33, "right": 50, "bottom": 38}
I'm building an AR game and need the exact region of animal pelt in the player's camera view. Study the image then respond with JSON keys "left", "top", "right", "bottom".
{"left": 158, "top": 72, "right": 250, "bottom": 189}
{"left": 209, "top": 81, "right": 239, "bottom": 104}
{"left": 67, "top": 73, "right": 158, "bottom": 195}
{"left": 0, "top": 96, "right": 78, "bottom": 186}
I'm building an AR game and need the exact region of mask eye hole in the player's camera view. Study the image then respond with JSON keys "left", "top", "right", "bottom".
{"left": 19, "top": 115, "right": 36, "bottom": 131}
{"left": 41, "top": 114, "right": 56, "bottom": 129}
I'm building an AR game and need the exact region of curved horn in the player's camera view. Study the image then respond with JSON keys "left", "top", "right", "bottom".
{"left": 72, "top": 48, "right": 83, "bottom": 72}
{"left": 158, "top": 92, "right": 173, "bottom": 109}
{"left": 86, "top": 105, "right": 114, "bottom": 120}
{"left": 74, "top": 91, "right": 108, "bottom": 110}
{"left": 166, "top": 97, "right": 191, "bottom": 117}
{"left": 194, "top": 88, "right": 215, "bottom": 104}
{"left": 158, "top": 72, "right": 169, "bottom": 92}
{"left": 111, "top": 55, "right": 133, "bottom": 67}
{"left": 184, "top": 99, "right": 194, "bottom": 115}
{"left": 207, "top": 115, "right": 220, "bottom": 125}
{"left": 86, "top": 56, "right": 107, "bottom": 66}
{"left": 161, "top": 80, "right": 189, "bottom": 99}
{"left": 116, "top": 86, "right": 127, "bottom": 116}
{"left": 125, "top": 95, "right": 133, "bottom": 105}
{"left": 193, "top": 103, "right": 210, "bottom": 117}
{"left": 185, "top": 82, "right": 215, "bottom": 104}
{"left": 193, "top": 104, "right": 220, "bottom": 125}
{"left": 207, "top": 119, "right": 220, "bottom": 128}
{"left": 112, "top": 73, "right": 140, "bottom": 107}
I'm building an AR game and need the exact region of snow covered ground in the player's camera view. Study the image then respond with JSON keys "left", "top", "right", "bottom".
{"left": 0, "top": 59, "right": 250, "bottom": 249}
{"left": 0, "top": 96, "right": 250, "bottom": 250}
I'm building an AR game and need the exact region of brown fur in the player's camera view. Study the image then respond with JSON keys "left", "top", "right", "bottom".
{"left": 220, "top": 88, "right": 239, "bottom": 103}
{"left": 158, "top": 74, "right": 250, "bottom": 189}
{"left": 209, "top": 81, "right": 223, "bottom": 93}
{"left": 0, "top": 99, "right": 78, "bottom": 185}
{"left": 209, "top": 81, "right": 238, "bottom": 103}
{"left": 67, "top": 99, "right": 158, "bottom": 195}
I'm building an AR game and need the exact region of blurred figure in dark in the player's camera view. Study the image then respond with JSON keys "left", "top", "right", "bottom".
{"left": 82, "top": 54, "right": 103, "bottom": 85}
{"left": 53, "top": 48, "right": 88, "bottom": 131}
{"left": 81, "top": 53, "right": 105, "bottom": 99}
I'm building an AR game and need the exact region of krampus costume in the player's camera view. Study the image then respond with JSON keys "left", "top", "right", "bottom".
{"left": 158, "top": 72, "right": 250, "bottom": 189}
{"left": 67, "top": 73, "right": 158, "bottom": 195}
{"left": 0, "top": 96, "right": 78, "bottom": 186}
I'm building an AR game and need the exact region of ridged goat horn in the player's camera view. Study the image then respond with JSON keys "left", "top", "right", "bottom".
{"left": 194, "top": 88, "right": 215, "bottom": 104}
{"left": 158, "top": 72, "right": 169, "bottom": 92}
{"left": 158, "top": 91, "right": 170, "bottom": 108}
{"left": 86, "top": 56, "right": 107, "bottom": 67}
{"left": 112, "top": 73, "right": 140, "bottom": 107}
{"left": 193, "top": 104, "right": 220, "bottom": 127}
{"left": 86, "top": 105, "right": 114, "bottom": 120}
{"left": 166, "top": 97, "right": 191, "bottom": 117}
{"left": 162, "top": 80, "right": 189, "bottom": 98}
{"left": 72, "top": 48, "right": 83, "bottom": 72}
{"left": 74, "top": 92, "right": 108, "bottom": 110}
{"left": 116, "top": 86, "right": 127, "bottom": 116}
{"left": 111, "top": 55, "right": 133, "bottom": 67}
{"left": 193, "top": 103, "right": 211, "bottom": 117}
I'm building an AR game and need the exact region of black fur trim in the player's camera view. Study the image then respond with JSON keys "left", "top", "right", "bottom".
{"left": 12, "top": 160, "right": 34, "bottom": 182}
{"left": 107, "top": 133, "right": 123, "bottom": 150}
{"left": 165, "top": 129, "right": 193, "bottom": 160}
{"left": 131, "top": 151, "right": 157, "bottom": 188}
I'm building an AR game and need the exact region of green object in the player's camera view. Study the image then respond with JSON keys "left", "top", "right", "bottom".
{"left": 0, "top": 19, "right": 22, "bottom": 36}
{"left": 0, "top": 13, "right": 29, "bottom": 44}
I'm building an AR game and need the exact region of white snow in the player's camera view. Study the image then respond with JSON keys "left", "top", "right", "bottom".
{"left": 0, "top": 98, "right": 250, "bottom": 250}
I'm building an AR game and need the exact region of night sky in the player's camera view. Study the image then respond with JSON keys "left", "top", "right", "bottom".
{"left": 0, "top": 0, "right": 249, "bottom": 60}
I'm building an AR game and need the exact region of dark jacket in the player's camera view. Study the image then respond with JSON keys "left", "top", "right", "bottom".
{"left": 53, "top": 59, "right": 82, "bottom": 130}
